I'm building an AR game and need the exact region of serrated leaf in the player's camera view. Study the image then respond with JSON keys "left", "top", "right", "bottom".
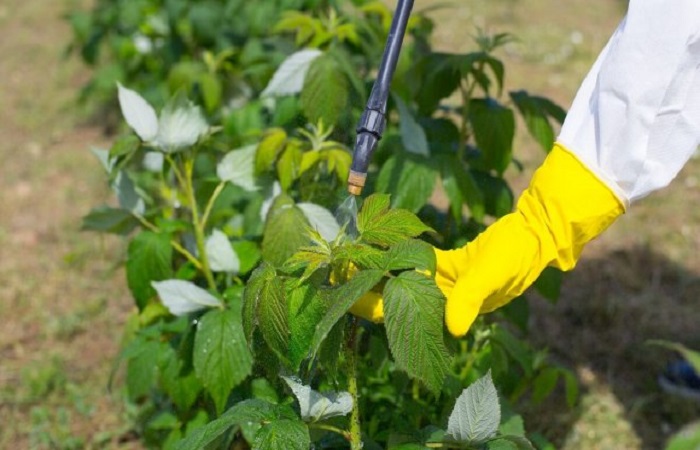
{"left": 194, "top": 308, "right": 253, "bottom": 414}
{"left": 287, "top": 282, "right": 329, "bottom": 369}
{"left": 81, "top": 206, "right": 139, "bottom": 235}
{"left": 117, "top": 83, "right": 158, "bottom": 141}
{"left": 310, "top": 269, "right": 385, "bottom": 357}
{"left": 205, "top": 229, "right": 240, "bottom": 273}
{"left": 253, "top": 419, "right": 310, "bottom": 450}
{"left": 256, "top": 129, "right": 287, "bottom": 174}
{"left": 491, "top": 436, "right": 536, "bottom": 450}
{"left": 376, "top": 156, "right": 437, "bottom": 213}
{"left": 283, "top": 237, "right": 332, "bottom": 283}
{"left": 262, "top": 48, "right": 323, "bottom": 97}
{"left": 126, "top": 339, "right": 162, "bottom": 401}
{"left": 232, "top": 240, "right": 262, "bottom": 275}
{"left": 127, "top": 231, "right": 173, "bottom": 310}
{"left": 394, "top": 96, "right": 429, "bottom": 156}
{"left": 499, "top": 414, "right": 525, "bottom": 437}
{"left": 333, "top": 243, "right": 386, "bottom": 269}
{"left": 447, "top": 371, "right": 501, "bottom": 444}
{"left": 256, "top": 273, "right": 289, "bottom": 362}
{"left": 300, "top": 54, "right": 348, "bottom": 126}
{"left": 260, "top": 181, "right": 282, "bottom": 221}
{"left": 357, "top": 193, "right": 391, "bottom": 231}
{"left": 384, "top": 239, "right": 436, "bottom": 273}
{"left": 262, "top": 194, "right": 310, "bottom": 267}
{"left": 217, "top": 145, "right": 258, "bottom": 191}
{"left": 297, "top": 203, "right": 340, "bottom": 242}
{"left": 243, "top": 263, "right": 277, "bottom": 344}
{"left": 470, "top": 98, "right": 515, "bottom": 175}
{"left": 383, "top": 271, "right": 451, "bottom": 393}
{"left": 152, "top": 280, "right": 222, "bottom": 316}
{"left": 155, "top": 92, "right": 209, "bottom": 152}
{"left": 360, "top": 208, "right": 433, "bottom": 247}
{"left": 281, "top": 376, "right": 352, "bottom": 422}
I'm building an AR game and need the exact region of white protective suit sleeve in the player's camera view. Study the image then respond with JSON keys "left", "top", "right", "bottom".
{"left": 558, "top": 0, "right": 700, "bottom": 206}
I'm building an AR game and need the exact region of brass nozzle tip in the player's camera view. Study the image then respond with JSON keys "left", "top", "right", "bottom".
{"left": 347, "top": 170, "right": 367, "bottom": 196}
{"left": 347, "top": 184, "right": 363, "bottom": 196}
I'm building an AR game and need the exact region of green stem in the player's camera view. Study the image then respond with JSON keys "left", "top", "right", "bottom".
{"left": 133, "top": 213, "right": 203, "bottom": 270}
{"left": 308, "top": 423, "right": 351, "bottom": 440}
{"left": 201, "top": 181, "right": 226, "bottom": 230}
{"left": 182, "top": 157, "right": 217, "bottom": 292}
{"left": 345, "top": 318, "right": 362, "bottom": 450}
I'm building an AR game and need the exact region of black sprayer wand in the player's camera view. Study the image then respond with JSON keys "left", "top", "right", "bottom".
{"left": 347, "top": 0, "right": 415, "bottom": 196}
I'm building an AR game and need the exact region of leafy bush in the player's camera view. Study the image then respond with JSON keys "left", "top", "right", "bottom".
{"left": 77, "top": 1, "right": 576, "bottom": 448}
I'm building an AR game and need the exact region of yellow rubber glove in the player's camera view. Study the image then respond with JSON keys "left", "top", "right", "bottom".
{"left": 348, "top": 144, "right": 625, "bottom": 335}
{"left": 437, "top": 144, "right": 624, "bottom": 336}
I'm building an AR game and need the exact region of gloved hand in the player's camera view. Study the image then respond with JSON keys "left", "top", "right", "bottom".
{"left": 350, "top": 144, "right": 625, "bottom": 336}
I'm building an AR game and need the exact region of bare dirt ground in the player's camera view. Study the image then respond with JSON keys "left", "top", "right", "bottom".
{"left": 0, "top": 0, "right": 698, "bottom": 449}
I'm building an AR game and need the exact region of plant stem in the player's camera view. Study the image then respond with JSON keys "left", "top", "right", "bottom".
{"left": 133, "top": 213, "right": 203, "bottom": 270}
{"left": 182, "top": 157, "right": 217, "bottom": 292}
{"left": 308, "top": 423, "right": 351, "bottom": 440}
{"left": 201, "top": 181, "right": 226, "bottom": 230}
{"left": 345, "top": 318, "right": 362, "bottom": 450}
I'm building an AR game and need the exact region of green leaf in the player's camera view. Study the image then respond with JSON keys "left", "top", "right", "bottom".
{"left": 384, "top": 239, "right": 436, "bottom": 273}
{"left": 510, "top": 91, "right": 566, "bottom": 153}
{"left": 253, "top": 419, "right": 310, "bottom": 450}
{"left": 300, "top": 54, "right": 348, "bottom": 126}
{"left": 360, "top": 209, "right": 433, "bottom": 248}
{"left": 499, "top": 414, "right": 526, "bottom": 437}
{"left": 256, "top": 129, "right": 287, "bottom": 174}
{"left": 383, "top": 271, "right": 451, "bottom": 393}
{"left": 487, "top": 439, "right": 519, "bottom": 450}
{"left": 227, "top": 399, "right": 299, "bottom": 442}
{"left": 262, "top": 194, "right": 310, "bottom": 267}
{"left": 394, "top": 96, "right": 429, "bottom": 156}
{"left": 416, "top": 53, "right": 461, "bottom": 115}
{"left": 491, "top": 436, "right": 536, "bottom": 450}
{"left": 198, "top": 72, "right": 222, "bottom": 113}
{"left": 81, "top": 206, "right": 139, "bottom": 235}
{"left": 666, "top": 421, "right": 700, "bottom": 450}
{"left": 287, "top": 281, "right": 329, "bottom": 369}
{"left": 490, "top": 326, "right": 534, "bottom": 377}
{"left": 532, "top": 367, "right": 559, "bottom": 404}
{"left": 310, "top": 269, "right": 385, "bottom": 358}
{"left": 357, "top": 193, "right": 391, "bottom": 230}
{"left": 533, "top": 267, "right": 563, "bottom": 303}
{"left": 376, "top": 156, "right": 437, "bottom": 213}
{"left": 160, "top": 346, "right": 202, "bottom": 412}
{"left": 243, "top": 263, "right": 277, "bottom": 344}
{"left": 194, "top": 308, "right": 253, "bottom": 414}
{"left": 172, "top": 412, "right": 236, "bottom": 450}
{"left": 256, "top": 272, "right": 289, "bottom": 363}
{"left": 109, "top": 134, "right": 140, "bottom": 158}
{"left": 447, "top": 371, "right": 500, "bottom": 444}
{"left": 471, "top": 170, "right": 514, "bottom": 218}
{"left": 439, "top": 156, "right": 485, "bottom": 222}
{"left": 333, "top": 243, "right": 386, "bottom": 269}
{"left": 470, "top": 98, "right": 515, "bottom": 175}
{"left": 561, "top": 368, "right": 579, "bottom": 408}
{"left": 648, "top": 341, "right": 700, "bottom": 375}
{"left": 276, "top": 143, "right": 303, "bottom": 190}
{"left": 126, "top": 231, "right": 173, "bottom": 310}
{"left": 232, "top": 241, "right": 261, "bottom": 275}
{"left": 126, "top": 339, "right": 162, "bottom": 402}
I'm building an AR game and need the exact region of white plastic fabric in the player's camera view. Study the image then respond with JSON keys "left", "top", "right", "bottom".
{"left": 558, "top": 0, "right": 700, "bottom": 206}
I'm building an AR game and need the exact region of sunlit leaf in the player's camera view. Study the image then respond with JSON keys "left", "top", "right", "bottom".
{"left": 217, "top": 145, "right": 258, "bottom": 191}
{"left": 383, "top": 271, "right": 451, "bottom": 393}
{"left": 447, "top": 371, "right": 500, "bottom": 444}
{"left": 205, "top": 229, "right": 240, "bottom": 273}
{"left": 297, "top": 203, "right": 340, "bottom": 242}
{"left": 262, "top": 49, "right": 323, "bottom": 97}
{"left": 152, "top": 279, "right": 222, "bottom": 316}
{"left": 155, "top": 93, "right": 209, "bottom": 151}
{"left": 117, "top": 83, "right": 158, "bottom": 142}
{"left": 281, "top": 376, "right": 352, "bottom": 422}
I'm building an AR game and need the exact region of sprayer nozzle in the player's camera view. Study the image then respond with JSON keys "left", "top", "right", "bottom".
{"left": 347, "top": 170, "right": 367, "bottom": 196}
